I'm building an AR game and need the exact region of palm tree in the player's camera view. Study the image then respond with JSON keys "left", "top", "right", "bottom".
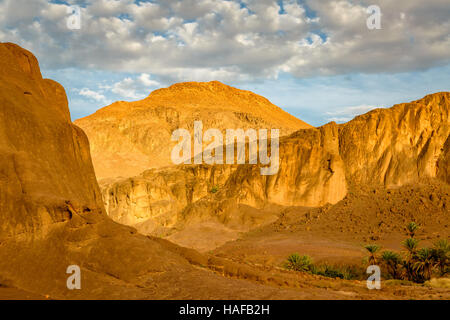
{"left": 364, "top": 244, "right": 380, "bottom": 265}
{"left": 403, "top": 238, "right": 419, "bottom": 254}
{"left": 406, "top": 222, "right": 419, "bottom": 238}
{"left": 431, "top": 239, "right": 449, "bottom": 276}
{"left": 413, "top": 248, "right": 434, "bottom": 282}
{"left": 381, "top": 251, "right": 402, "bottom": 279}
{"left": 402, "top": 238, "right": 420, "bottom": 281}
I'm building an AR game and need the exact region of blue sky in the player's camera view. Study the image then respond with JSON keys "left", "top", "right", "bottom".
{"left": 1, "top": 0, "right": 449, "bottom": 126}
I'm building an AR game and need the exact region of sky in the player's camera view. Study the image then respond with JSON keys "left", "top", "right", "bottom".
{"left": 0, "top": 0, "right": 449, "bottom": 126}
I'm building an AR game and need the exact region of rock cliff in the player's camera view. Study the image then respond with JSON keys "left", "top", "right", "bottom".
{"left": 101, "top": 92, "right": 449, "bottom": 246}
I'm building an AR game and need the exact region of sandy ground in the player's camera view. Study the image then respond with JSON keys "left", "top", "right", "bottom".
{"left": 1, "top": 182, "right": 448, "bottom": 300}
{"left": 213, "top": 182, "right": 449, "bottom": 266}
{"left": 0, "top": 287, "right": 45, "bottom": 300}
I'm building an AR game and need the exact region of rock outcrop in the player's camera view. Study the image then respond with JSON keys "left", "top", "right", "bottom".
{"left": 75, "top": 81, "right": 311, "bottom": 179}
{"left": 0, "top": 42, "right": 105, "bottom": 238}
{"left": 339, "top": 93, "right": 449, "bottom": 187}
{"left": 101, "top": 92, "right": 449, "bottom": 248}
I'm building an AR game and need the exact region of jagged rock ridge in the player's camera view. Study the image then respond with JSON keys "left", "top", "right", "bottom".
{"left": 75, "top": 81, "right": 311, "bottom": 179}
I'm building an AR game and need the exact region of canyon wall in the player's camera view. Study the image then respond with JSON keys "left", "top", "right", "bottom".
{"left": 101, "top": 92, "right": 449, "bottom": 236}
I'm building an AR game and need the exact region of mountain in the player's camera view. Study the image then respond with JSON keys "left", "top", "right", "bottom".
{"left": 75, "top": 81, "right": 311, "bottom": 179}
{"left": 101, "top": 92, "right": 449, "bottom": 250}
{"left": 0, "top": 43, "right": 447, "bottom": 300}
{"left": 0, "top": 43, "right": 316, "bottom": 299}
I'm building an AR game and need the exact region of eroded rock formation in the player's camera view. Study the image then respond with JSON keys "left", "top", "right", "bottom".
{"left": 0, "top": 43, "right": 105, "bottom": 238}
{"left": 0, "top": 43, "right": 318, "bottom": 299}
{"left": 101, "top": 92, "right": 449, "bottom": 246}
{"left": 75, "top": 81, "right": 311, "bottom": 179}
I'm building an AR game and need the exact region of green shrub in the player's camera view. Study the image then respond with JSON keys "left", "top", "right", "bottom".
{"left": 210, "top": 186, "right": 219, "bottom": 194}
{"left": 284, "top": 222, "right": 449, "bottom": 285}
{"left": 311, "top": 264, "right": 361, "bottom": 280}
{"left": 283, "top": 254, "right": 361, "bottom": 280}
{"left": 412, "top": 248, "right": 434, "bottom": 283}
{"left": 402, "top": 237, "right": 420, "bottom": 281}
{"left": 403, "top": 238, "right": 419, "bottom": 253}
{"left": 313, "top": 264, "right": 345, "bottom": 279}
{"left": 284, "top": 253, "right": 313, "bottom": 272}
{"left": 406, "top": 222, "right": 419, "bottom": 238}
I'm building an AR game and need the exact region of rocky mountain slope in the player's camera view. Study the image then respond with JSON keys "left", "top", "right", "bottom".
{"left": 101, "top": 92, "right": 449, "bottom": 249}
{"left": 0, "top": 42, "right": 330, "bottom": 299}
{"left": 75, "top": 81, "right": 311, "bottom": 179}
{"left": 213, "top": 179, "right": 449, "bottom": 272}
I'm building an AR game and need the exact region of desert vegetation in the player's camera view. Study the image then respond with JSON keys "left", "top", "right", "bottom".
{"left": 284, "top": 223, "right": 449, "bottom": 284}
{"left": 284, "top": 253, "right": 363, "bottom": 280}
{"left": 377, "top": 223, "right": 449, "bottom": 283}
{"left": 210, "top": 185, "right": 219, "bottom": 194}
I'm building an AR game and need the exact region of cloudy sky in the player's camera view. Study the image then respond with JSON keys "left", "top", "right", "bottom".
{"left": 1, "top": 0, "right": 449, "bottom": 126}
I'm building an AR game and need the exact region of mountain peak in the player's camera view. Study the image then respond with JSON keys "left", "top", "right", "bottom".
{"left": 153, "top": 80, "right": 236, "bottom": 92}
{"left": 76, "top": 81, "right": 311, "bottom": 179}
{"left": 416, "top": 92, "right": 450, "bottom": 107}
{"left": 167, "top": 80, "right": 229, "bottom": 90}
{"left": 147, "top": 80, "right": 272, "bottom": 105}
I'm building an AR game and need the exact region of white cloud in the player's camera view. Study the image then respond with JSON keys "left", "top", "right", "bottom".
{"left": 326, "top": 105, "right": 380, "bottom": 123}
{"left": 79, "top": 88, "right": 108, "bottom": 103}
{"left": 111, "top": 73, "right": 160, "bottom": 99}
{"left": 138, "top": 73, "right": 160, "bottom": 87}
{"left": 0, "top": 0, "right": 448, "bottom": 83}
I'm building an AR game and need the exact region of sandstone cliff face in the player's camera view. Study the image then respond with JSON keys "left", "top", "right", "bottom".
{"left": 340, "top": 93, "right": 449, "bottom": 187}
{"left": 75, "top": 81, "right": 311, "bottom": 179}
{"left": 100, "top": 123, "right": 348, "bottom": 236}
{"left": 101, "top": 92, "right": 449, "bottom": 242}
{"left": 438, "top": 135, "right": 450, "bottom": 183}
{"left": 0, "top": 43, "right": 105, "bottom": 238}
{"left": 102, "top": 165, "right": 238, "bottom": 229}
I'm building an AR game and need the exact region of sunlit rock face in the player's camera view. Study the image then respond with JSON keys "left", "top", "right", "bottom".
{"left": 339, "top": 92, "right": 450, "bottom": 187}
{"left": 2, "top": 43, "right": 446, "bottom": 300}
{"left": 0, "top": 43, "right": 247, "bottom": 300}
{"left": 101, "top": 92, "right": 449, "bottom": 243}
{"left": 0, "top": 42, "right": 105, "bottom": 238}
{"left": 75, "top": 80, "right": 312, "bottom": 180}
